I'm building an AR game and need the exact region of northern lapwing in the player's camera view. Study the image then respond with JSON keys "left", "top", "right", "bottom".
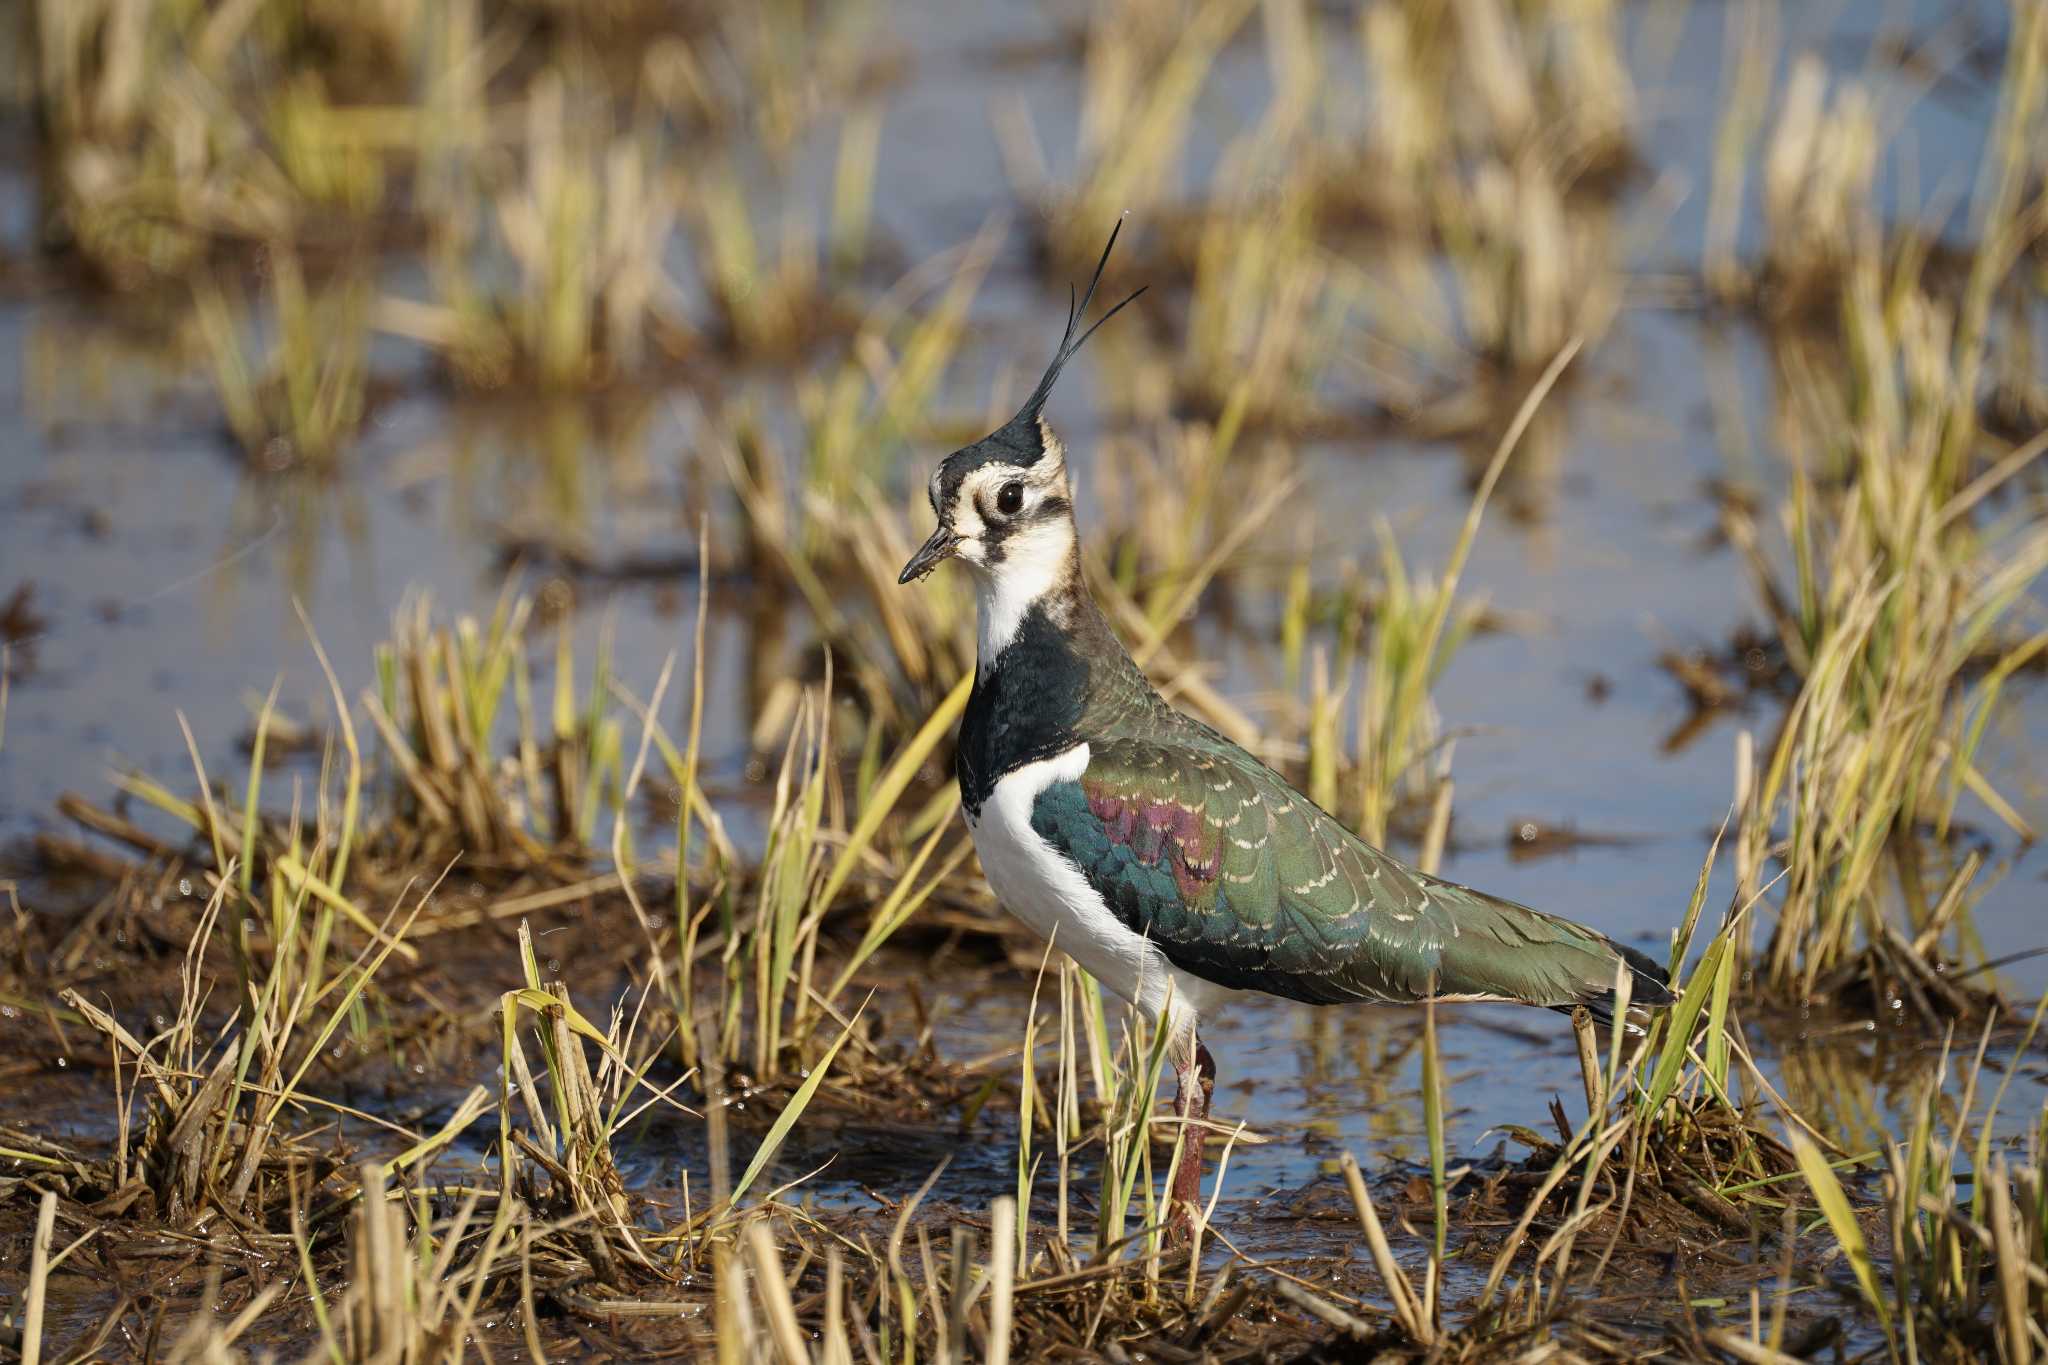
{"left": 897, "top": 223, "right": 1674, "bottom": 1234}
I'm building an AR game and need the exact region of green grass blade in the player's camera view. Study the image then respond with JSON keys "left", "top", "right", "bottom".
{"left": 1789, "top": 1129, "right": 1893, "bottom": 1336}
{"left": 1641, "top": 930, "right": 1732, "bottom": 1116}
{"left": 728, "top": 996, "right": 869, "bottom": 1209}
{"left": 811, "top": 673, "right": 970, "bottom": 917}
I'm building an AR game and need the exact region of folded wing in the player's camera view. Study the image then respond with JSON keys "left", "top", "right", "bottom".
{"left": 1028, "top": 736, "right": 1672, "bottom": 1011}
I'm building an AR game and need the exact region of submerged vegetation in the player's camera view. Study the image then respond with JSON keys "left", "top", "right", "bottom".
{"left": 4, "top": 0, "right": 2048, "bottom": 1358}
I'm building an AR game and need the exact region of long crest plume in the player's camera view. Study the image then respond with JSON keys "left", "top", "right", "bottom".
{"left": 1014, "top": 219, "right": 1147, "bottom": 427}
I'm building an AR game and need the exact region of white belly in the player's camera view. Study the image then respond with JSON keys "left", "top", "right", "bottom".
{"left": 966, "top": 743, "right": 1189, "bottom": 1032}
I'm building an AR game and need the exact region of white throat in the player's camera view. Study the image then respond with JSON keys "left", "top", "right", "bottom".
{"left": 973, "top": 520, "right": 1076, "bottom": 664}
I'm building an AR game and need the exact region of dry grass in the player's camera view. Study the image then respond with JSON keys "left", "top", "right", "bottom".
{"left": 1717, "top": 1, "right": 2048, "bottom": 1006}
{"left": 1772, "top": 1002, "right": 2048, "bottom": 1364}
{"left": 195, "top": 246, "right": 370, "bottom": 470}
{"left": 380, "top": 66, "right": 687, "bottom": 391}
{"left": 32, "top": 0, "right": 302, "bottom": 287}
{"left": 1341, "top": 0, "right": 1635, "bottom": 400}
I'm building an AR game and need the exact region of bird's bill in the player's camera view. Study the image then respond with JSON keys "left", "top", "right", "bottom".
{"left": 897, "top": 526, "right": 961, "bottom": 584}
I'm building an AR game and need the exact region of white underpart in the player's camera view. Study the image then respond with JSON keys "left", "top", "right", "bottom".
{"left": 973, "top": 513, "right": 1076, "bottom": 663}
{"left": 966, "top": 743, "right": 1205, "bottom": 1061}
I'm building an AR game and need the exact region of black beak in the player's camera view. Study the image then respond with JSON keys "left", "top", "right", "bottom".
{"left": 898, "top": 525, "right": 960, "bottom": 584}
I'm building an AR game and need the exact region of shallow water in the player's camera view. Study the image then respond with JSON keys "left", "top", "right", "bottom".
{"left": 2, "top": 0, "right": 2044, "bottom": 1288}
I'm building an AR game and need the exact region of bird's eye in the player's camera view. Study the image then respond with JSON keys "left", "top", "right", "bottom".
{"left": 996, "top": 481, "right": 1025, "bottom": 516}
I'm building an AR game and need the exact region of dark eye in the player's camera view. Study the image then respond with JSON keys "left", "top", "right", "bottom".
{"left": 996, "top": 481, "right": 1024, "bottom": 516}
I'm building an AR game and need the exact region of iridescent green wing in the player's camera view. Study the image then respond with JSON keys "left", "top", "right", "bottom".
{"left": 1029, "top": 736, "right": 1669, "bottom": 1009}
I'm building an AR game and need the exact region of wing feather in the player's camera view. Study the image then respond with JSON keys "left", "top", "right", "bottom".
{"left": 1028, "top": 736, "right": 1668, "bottom": 1010}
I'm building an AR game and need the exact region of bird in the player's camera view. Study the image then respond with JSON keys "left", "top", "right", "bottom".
{"left": 896, "top": 222, "right": 1674, "bottom": 1236}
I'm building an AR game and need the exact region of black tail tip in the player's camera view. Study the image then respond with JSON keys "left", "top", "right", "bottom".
{"left": 1555, "top": 942, "right": 1675, "bottom": 1033}
{"left": 1614, "top": 941, "right": 1677, "bottom": 1008}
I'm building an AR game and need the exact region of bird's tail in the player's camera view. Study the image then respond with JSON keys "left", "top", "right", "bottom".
{"left": 1423, "top": 882, "right": 1676, "bottom": 1027}
{"left": 1553, "top": 938, "right": 1676, "bottom": 1033}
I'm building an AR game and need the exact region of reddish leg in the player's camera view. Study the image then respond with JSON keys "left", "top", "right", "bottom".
{"left": 1169, "top": 1041, "right": 1217, "bottom": 1240}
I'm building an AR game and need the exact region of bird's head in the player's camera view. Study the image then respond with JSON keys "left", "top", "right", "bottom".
{"left": 897, "top": 223, "right": 1143, "bottom": 591}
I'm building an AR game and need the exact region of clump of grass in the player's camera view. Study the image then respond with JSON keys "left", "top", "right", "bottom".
{"left": 1411, "top": 822, "right": 1801, "bottom": 1358}
{"left": 1343, "top": 0, "right": 1634, "bottom": 391}
{"left": 1703, "top": 1, "right": 2048, "bottom": 1005}
{"left": 194, "top": 245, "right": 370, "bottom": 470}
{"left": 1001, "top": 958, "right": 1292, "bottom": 1351}
{"left": 1730, "top": 525, "right": 2044, "bottom": 1009}
{"left": 1701, "top": 0, "right": 1782, "bottom": 301}
{"left": 1181, "top": 198, "right": 1350, "bottom": 427}
{"left": 1415, "top": 0, "right": 1636, "bottom": 177}
{"left": 1725, "top": 279, "right": 2048, "bottom": 1003}
{"left": 1162, "top": 1, "right": 1367, "bottom": 428}
{"left": 29, "top": 0, "right": 389, "bottom": 288}
{"left": 309, "top": 1160, "right": 511, "bottom": 1362}
{"left": 1074, "top": 968, "right": 1180, "bottom": 1262}
{"left": 1754, "top": 56, "right": 1880, "bottom": 316}
{"left": 502, "top": 929, "right": 642, "bottom": 1234}
{"left": 367, "top": 587, "right": 627, "bottom": 866}
{"left": 795, "top": 218, "right": 999, "bottom": 503}
{"left": 1715, "top": 0, "right": 2048, "bottom": 335}
{"left": 57, "top": 832, "right": 432, "bottom": 1227}
{"left": 1436, "top": 149, "right": 1622, "bottom": 377}
{"left": 691, "top": 111, "right": 883, "bottom": 358}
{"left": 388, "top": 67, "right": 685, "bottom": 390}
{"left": 1003, "top": 0, "right": 1256, "bottom": 269}
{"left": 101, "top": 592, "right": 642, "bottom": 932}
{"left": 685, "top": 0, "right": 892, "bottom": 152}
{"left": 1776, "top": 1001, "right": 2047, "bottom": 1364}
{"left": 1088, "top": 389, "right": 1296, "bottom": 652}
{"left": 487, "top": 920, "right": 707, "bottom": 1309}
{"left": 693, "top": 157, "right": 832, "bottom": 359}
{"left": 664, "top": 657, "right": 972, "bottom": 1087}
{"left": 1340, "top": 520, "right": 1483, "bottom": 847}
{"left": 714, "top": 1190, "right": 1044, "bottom": 1362}
{"left": 267, "top": 70, "right": 389, "bottom": 214}
{"left": 34, "top": 0, "right": 251, "bottom": 285}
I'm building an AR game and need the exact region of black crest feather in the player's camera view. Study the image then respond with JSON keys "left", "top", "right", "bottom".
{"left": 929, "top": 222, "right": 1146, "bottom": 486}
{"left": 1016, "top": 218, "right": 1147, "bottom": 429}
